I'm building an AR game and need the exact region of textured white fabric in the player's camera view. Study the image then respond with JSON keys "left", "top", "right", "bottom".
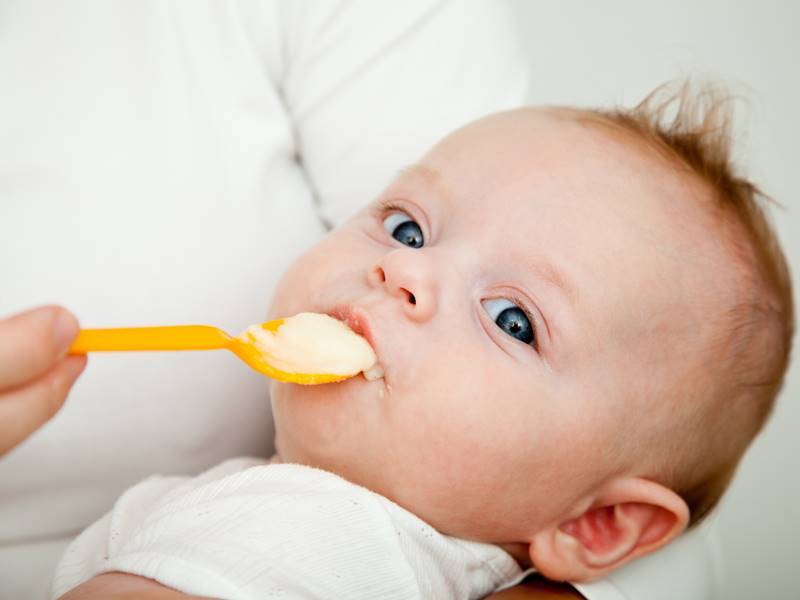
{"left": 0, "top": 2, "right": 529, "bottom": 597}
{"left": 51, "top": 459, "right": 525, "bottom": 600}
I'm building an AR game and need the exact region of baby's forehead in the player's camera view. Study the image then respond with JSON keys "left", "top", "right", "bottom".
{"left": 420, "top": 108, "right": 730, "bottom": 360}
{"left": 430, "top": 107, "right": 693, "bottom": 204}
{"left": 424, "top": 107, "right": 713, "bottom": 248}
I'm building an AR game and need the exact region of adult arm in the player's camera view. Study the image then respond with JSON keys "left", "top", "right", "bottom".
{"left": 272, "top": 0, "right": 531, "bottom": 228}
{"left": 489, "top": 577, "right": 586, "bottom": 599}
{"left": 59, "top": 573, "right": 205, "bottom": 600}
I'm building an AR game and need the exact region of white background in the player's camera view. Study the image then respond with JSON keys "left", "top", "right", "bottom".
{"left": 507, "top": 2, "right": 798, "bottom": 598}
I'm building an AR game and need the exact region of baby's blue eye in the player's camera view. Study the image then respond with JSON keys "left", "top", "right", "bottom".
{"left": 482, "top": 298, "right": 535, "bottom": 345}
{"left": 383, "top": 212, "right": 424, "bottom": 248}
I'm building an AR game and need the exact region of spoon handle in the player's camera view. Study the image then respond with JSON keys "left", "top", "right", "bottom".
{"left": 69, "top": 326, "right": 232, "bottom": 353}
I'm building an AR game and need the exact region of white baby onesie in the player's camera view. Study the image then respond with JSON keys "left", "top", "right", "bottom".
{"left": 51, "top": 459, "right": 530, "bottom": 599}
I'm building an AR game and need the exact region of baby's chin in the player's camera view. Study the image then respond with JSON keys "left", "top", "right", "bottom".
{"left": 270, "top": 372, "right": 387, "bottom": 464}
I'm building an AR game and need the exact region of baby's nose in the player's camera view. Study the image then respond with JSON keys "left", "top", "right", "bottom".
{"left": 369, "top": 250, "right": 437, "bottom": 322}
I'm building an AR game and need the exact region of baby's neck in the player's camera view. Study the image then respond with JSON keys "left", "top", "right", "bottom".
{"left": 266, "top": 451, "right": 530, "bottom": 567}
{"left": 497, "top": 542, "right": 532, "bottom": 568}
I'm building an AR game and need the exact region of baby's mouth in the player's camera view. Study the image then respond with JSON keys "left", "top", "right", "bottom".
{"left": 326, "top": 305, "right": 385, "bottom": 383}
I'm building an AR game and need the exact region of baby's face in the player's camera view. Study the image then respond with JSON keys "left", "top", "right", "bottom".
{"left": 268, "top": 109, "right": 715, "bottom": 545}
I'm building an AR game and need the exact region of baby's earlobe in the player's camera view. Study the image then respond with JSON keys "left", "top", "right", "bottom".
{"left": 527, "top": 521, "right": 595, "bottom": 582}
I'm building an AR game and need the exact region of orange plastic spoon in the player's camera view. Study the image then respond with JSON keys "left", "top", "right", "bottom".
{"left": 68, "top": 320, "right": 350, "bottom": 385}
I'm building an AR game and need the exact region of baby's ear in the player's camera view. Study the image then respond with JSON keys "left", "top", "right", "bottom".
{"left": 527, "top": 477, "right": 689, "bottom": 582}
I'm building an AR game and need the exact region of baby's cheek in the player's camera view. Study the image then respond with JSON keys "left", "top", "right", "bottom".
{"left": 270, "top": 248, "right": 339, "bottom": 313}
{"left": 393, "top": 388, "right": 491, "bottom": 467}
{"left": 274, "top": 380, "right": 350, "bottom": 435}
{"left": 304, "top": 234, "right": 376, "bottom": 284}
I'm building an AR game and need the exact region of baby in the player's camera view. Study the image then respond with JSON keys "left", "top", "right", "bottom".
{"left": 53, "top": 84, "right": 794, "bottom": 599}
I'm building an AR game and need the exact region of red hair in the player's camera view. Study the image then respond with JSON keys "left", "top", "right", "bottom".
{"left": 576, "top": 82, "right": 794, "bottom": 527}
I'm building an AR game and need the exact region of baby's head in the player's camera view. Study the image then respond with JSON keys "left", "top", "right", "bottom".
{"left": 267, "top": 83, "right": 793, "bottom": 581}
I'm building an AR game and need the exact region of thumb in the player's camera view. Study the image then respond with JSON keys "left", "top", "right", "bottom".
{"left": 0, "top": 306, "right": 80, "bottom": 390}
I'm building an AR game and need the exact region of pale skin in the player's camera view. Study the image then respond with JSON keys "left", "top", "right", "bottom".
{"left": 17, "top": 108, "right": 729, "bottom": 598}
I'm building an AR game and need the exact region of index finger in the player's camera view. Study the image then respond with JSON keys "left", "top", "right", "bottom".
{"left": 0, "top": 306, "right": 79, "bottom": 390}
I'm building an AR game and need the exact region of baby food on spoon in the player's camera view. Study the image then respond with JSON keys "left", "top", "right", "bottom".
{"left": 240, "top": 312, "right": 384, "bottom": 384}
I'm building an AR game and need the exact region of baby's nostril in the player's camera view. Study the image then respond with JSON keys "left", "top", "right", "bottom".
{"left": 374, "top": 267, "right": 386, "bottom": 283}
{"left": 408, "top": 292, "right": 416, "bottom": 305}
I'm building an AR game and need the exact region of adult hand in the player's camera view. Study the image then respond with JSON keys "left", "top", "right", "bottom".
{"left": 0, "top": 306, "right": 86, "bottom": 456}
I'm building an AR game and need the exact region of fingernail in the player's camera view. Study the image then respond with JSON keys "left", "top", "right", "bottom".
{"left": 53, "top": 309, "right": 78, "bottom": 350}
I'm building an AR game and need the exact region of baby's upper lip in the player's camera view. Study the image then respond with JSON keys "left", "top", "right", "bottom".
{"left": 326, "top": 304, "right": 388, "bottom": 385}
{"left": 327, "top": 304, "right": 378, "bottom": 354}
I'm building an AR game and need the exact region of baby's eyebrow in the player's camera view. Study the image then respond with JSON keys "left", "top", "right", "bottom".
{"left": 398, "top": 163, "right": 438, "bottom": 182}
{"left": 520, "top": 255, "right": 577, "bottom": 311}
{"left": 396, "top": 164, "right": 449, "bottom": 201}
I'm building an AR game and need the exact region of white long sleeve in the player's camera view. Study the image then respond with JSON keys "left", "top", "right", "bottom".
{"left": 273, "top": 0, "right": 531, "bottom": 227}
